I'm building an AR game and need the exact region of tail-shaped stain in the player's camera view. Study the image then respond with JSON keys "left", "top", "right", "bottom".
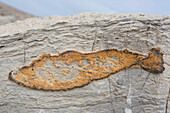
{"left": 9, "top": 47, "right": 164, "bottom": 91}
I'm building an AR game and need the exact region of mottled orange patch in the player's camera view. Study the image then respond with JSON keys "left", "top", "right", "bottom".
{"left": 9, "top": 47, "right": 164, "bottom": 91}
{"left": 78, "top": 61, "right": 83, "bottom": 67}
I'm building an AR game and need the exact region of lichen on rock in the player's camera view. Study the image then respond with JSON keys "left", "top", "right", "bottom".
{"left": 9, "top": 47, "right": 164, "bottom": 91}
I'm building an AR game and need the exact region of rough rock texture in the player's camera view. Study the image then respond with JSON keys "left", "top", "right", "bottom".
{"left": 0, "top": 13, "right": 169, "bottom": 113}
{"left": 0, "top": 2, "right": 34, "bottom": 25}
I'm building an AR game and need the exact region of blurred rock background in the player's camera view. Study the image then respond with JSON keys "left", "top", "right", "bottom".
{"left": 0, "top": 2, "right": 34, "bottom": 25}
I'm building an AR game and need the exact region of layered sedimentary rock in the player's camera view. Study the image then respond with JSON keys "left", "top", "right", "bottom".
{"left": 0, "top": 13, "right": 169, "bottom": 113}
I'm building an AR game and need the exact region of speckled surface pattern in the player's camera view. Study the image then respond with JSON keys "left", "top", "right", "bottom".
{"left": 0, "top": 13, "right": 169, "bottom": 113}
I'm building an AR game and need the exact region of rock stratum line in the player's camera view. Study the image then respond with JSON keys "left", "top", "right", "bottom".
{"left": 9, "top": 47, "right": 164, "bottom": 91}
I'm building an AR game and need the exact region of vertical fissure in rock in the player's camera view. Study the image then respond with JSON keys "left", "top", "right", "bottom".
{"left": 107, "top": 78, "right": 115, "bottom": 113}
{"left": 141, "top": 72, "right": 150, "bottom": 90}
{"left": 165, "top": 88, "right": 170, "bottom": 113}
{"left": 125, "top": 70, "right": 133, "bottom": 113}
{"left": 92, "top": 27, "right": 98, "bottom": 51}
{"left": 23, "top": 42, "right": 26, "bottom": 65}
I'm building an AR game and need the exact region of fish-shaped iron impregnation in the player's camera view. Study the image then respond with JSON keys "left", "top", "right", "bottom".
{"left": 9, "top": 47, "right": 164, "bottom": 91}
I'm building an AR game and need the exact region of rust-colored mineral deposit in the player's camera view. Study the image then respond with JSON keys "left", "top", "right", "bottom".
{"left": 9, "top": 47, "right": 164, "bottom": 91}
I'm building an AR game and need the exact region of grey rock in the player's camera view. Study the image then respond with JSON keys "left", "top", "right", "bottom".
{"left": 0, "top": 13, "right": 169, "bottom": 113}
{"left": 0, "top": 2, "right": 34, "bottom": 25}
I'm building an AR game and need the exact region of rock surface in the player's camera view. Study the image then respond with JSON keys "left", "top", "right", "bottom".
{"left": 0, "top": 13, "right": 169, "bottom": 113}
{"left": 0, "top": 2, "right": 34, "bottom": 25}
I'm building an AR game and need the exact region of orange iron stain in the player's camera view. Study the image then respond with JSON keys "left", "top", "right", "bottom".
{"left": 9, "top": 47, "right": 164, "bottom": 91}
